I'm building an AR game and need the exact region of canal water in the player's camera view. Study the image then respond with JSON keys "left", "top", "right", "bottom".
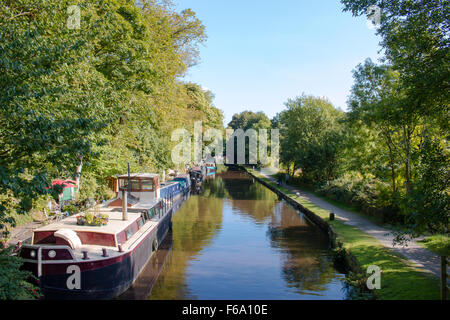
{"left": 121, "top": 168, "right": 349, "bottom": 300}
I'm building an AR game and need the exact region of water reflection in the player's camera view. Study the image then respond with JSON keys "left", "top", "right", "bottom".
{"left": 268, "top": 202, "right": 339, "bottom": 295}
{"left": 136, "top": 168, "right": 346, "bottom": 300}
{"left": 118, "top": 233, "right": 174, "bottom": 300}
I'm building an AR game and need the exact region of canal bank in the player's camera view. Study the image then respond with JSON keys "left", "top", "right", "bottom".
{"left": 244, "top": 167, "right": 442, "bottom": 300}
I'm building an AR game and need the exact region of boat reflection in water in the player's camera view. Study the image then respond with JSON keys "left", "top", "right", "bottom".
{"left": 118, "top": 232, "right": 174, "bottom": 300}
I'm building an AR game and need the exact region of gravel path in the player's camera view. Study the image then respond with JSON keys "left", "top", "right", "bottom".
{"left": 261, "top": 173, "right": 443, "bottom": 279}
{"left": 6, "top": 221, "right": 43, "bottom": 247}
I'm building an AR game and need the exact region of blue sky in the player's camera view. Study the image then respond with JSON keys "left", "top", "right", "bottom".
{"left": 174, "top": 0, "right": 383, "bottom": 125}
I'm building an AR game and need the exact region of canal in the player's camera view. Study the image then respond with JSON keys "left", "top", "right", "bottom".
{"left": 120, "top": 168, "right": 349, "bottom": 300}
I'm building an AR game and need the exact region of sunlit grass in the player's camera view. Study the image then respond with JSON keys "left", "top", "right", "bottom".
{"left": 418, "top": 235, "right": 450, "bottom": 257}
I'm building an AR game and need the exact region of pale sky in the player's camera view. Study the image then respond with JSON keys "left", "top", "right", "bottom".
{"left": 175, "top": 0, "right": 383, "bottom": 125}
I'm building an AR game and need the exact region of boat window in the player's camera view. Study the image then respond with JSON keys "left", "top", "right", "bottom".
{"left": 119, "top": 179, "right": 140, "bottom": 191}
{"left": 141, "top": 179, "right": 153, "bottom": 191}
{"left": 119, "top": 179, "right": 128, "bottom": 189}
{"left": 117, "top": 232, "right": 126, "bottom": 245}
{"left": 131, "top": 180, "right": 140, "bottom": 191}
{"left": 125, "top": 227, "right": 133, "bottom": 240}
{"left": 138, "top": 216, "right": 145, "bottom": 228}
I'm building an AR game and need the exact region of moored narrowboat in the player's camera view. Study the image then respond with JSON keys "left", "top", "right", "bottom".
{"left": 205, "top": 164, "right": 216, "bottom": 176}
{"left": 18, "top": 173, "right": 187, "bottom": 300}
{"left": 172, "top": 174, "right": 191, "bottom": 193}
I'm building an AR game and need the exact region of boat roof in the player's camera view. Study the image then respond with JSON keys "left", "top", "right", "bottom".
{"left": 35, "top": 209, "right": 141, "bottom": 236}
{"left": 173, "top": 174, "right": 189, "bottom": 179}
{"left": 116, "top": 173, "right": 160, "bottom": 179}
{"left": 160, "top": 180, "right": 178, "bottom": 186}
{"left": 35, "top": 198, "right": 161, "bottom": 236}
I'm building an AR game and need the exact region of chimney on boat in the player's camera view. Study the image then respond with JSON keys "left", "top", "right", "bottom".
{"left": 122, "top": 162, "right": 130, "bottom": 221}
{"left": 122, "top": 189, "right": 128, "bottom": 221}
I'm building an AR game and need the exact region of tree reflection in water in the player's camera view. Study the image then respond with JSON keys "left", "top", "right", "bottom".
{"left": 148, "top": 168, "right": 346, "bottom": 300}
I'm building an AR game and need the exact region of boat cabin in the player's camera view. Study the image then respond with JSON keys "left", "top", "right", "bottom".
{"left": 29, "top": 198, "right": 167, "bottom": 253}
{"left": 173, "top": 174, "right": 191, "bottom": 190}
{"left": 108, "top": 173, "right": 160, "bottom": 207}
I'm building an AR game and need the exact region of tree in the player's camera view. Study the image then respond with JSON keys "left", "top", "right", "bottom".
{"left": 348, "top": 58, "right": 449, "bottom": 229}
{"left": 228, "top": 111, "right": 272, "bottom": 131}
{"left": 403, "top": 138, "right": 449, "bottom": 236}
{"left": 184, "top": 83, "right": 223, "bottom": 129}
{"left": 226, "top": 111, "right": 272, "bottom": 165}
{"left": 0, "top": 0, "right": 113, "bottom": 227}
{"left": 0, "top": 0, "right": 217, "bottom": 299}
{"left": 276, "top": 95, "right": 345, "bottom": 183}
{"left": 348, "top": 59, "right": 415, "bottom": 195}
{"left": 341, "top": 0, "right": 450, "bottom": 125}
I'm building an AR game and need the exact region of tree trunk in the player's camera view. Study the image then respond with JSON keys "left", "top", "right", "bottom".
{"left": 403, "top": 126, "right": 412, "bottom": 192}
{"left": 388, "top": 144, "right": 396, "bottom": 194}
{"left": 75, "top": 156, "right": 83, "bottom": 193}
{"left": 382, "top": 130, "right": 397, "bottom": 194}
{"left": 441, "top": 256, "right": 447, "bottom": 301}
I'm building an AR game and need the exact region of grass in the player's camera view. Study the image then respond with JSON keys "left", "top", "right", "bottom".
{"left": 418, "top": 235, "right": 450, "bottom": 257}
{"left": 248, "top": 168, "right": 442, "bottom": 300}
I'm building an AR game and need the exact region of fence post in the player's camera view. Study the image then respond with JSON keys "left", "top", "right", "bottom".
{"left": 441, "top": 256, "right": 447, "bottom": 300}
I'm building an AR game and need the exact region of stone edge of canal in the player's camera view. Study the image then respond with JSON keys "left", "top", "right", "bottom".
{"left": 242, "top": 167, "right": 366, "bottom": 289}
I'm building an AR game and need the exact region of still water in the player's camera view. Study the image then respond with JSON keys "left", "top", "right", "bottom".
{"left": 121, "top": 169, "right": 348, "bottom": 300}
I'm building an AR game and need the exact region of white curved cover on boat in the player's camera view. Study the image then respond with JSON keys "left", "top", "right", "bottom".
{"left": 54, "top": 229, "right": 82, "bottom": 249}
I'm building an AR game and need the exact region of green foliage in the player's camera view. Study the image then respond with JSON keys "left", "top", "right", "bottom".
{"left": 77, "top": 173, "right": 99, "bottom": 202}
{"left": 418, "top": 235, "right": 450, "bottom": 257}
{"left": 228, "top": 111, "right": 272, "bottom": 131}
{"left": 340, "top": 0, "right": 449, "bottom": 239}
{"left": 226, "top": 110, "right": 271, "bottom": 165}
{"left": 0, "top": 247, "right": 40, "bottom": 300}
{"left": 62, "top": 204, "right": 80, "bottom": 215}
{"left": 343, "top": 271, "right": 377, "bottom": 300}
{"left": 84, "top": 212, "right": 94, "bottom": 225}
{"left": 341, "top": 0, "right": 450, "bottom": 123}
{"left": 346, "top": 58, "right": 449, "bottom": 229}
{"left": 276, "top": 94, "right": 345, "bottom": 183}
{"left": 0, "top": 0, "right": 218, "bottom": 225}
{"left": 402, "top": 138, "right": 449, "bottom": 236}
{"left": 0, "top": 0, "right": 222, "bottom": 299}
{"left": 318, "top": 173, "right": 400, "bottom": 223}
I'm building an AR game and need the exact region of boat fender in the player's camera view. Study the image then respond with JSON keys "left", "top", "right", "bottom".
{"left": 152, "top": 238, "right": 158, "bottom": 251}
{"left": 54, "top": 229, "right": 82, "bottom": 250}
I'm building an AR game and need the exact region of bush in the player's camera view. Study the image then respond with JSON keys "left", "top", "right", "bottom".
{"left": 318, "top": 173, "right": 401, "bottom": 224}
{"left": 97, "top": 184, "right": 116, "bottom": 201}
{"left": 76, "top": 175, "right": 116, "bottom": 207}
{"left": 77, "top": 174, "right": 98, "bottom": 203}
{"left": 62, "top": 204, "right": 80, "bottom": 215}
{"left": 0, "top": 246, "right": 40, "bottom": 300}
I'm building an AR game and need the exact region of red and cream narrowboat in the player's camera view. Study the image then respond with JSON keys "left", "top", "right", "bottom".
{"left": 18, "top": 173, "right": 186, "bottom": 299}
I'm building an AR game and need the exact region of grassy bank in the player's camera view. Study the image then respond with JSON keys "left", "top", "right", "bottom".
{"left": 418, "top": 235, "right": 450, "bottom": 257}
{"left": 247, "top": 168, "right": 442, "bottom": 300}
